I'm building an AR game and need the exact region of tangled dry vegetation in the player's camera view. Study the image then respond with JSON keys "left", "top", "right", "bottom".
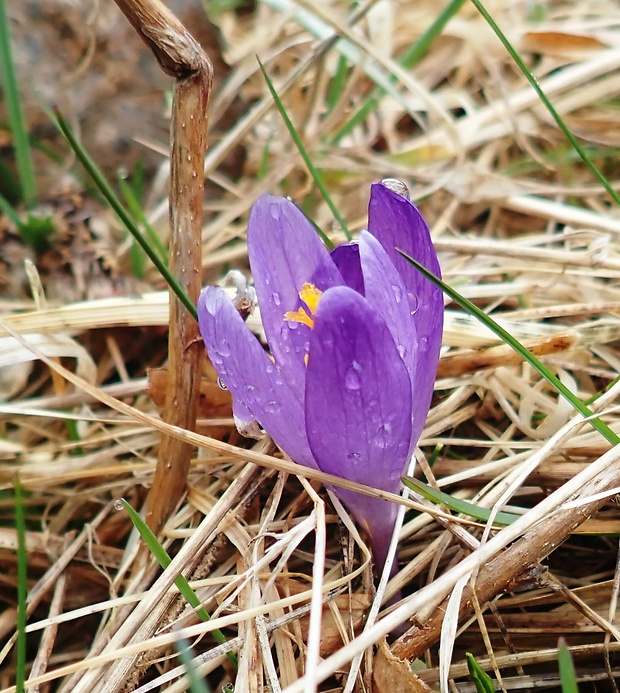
{"left": 3, "top": 0, "right": 620, "bottom": 690}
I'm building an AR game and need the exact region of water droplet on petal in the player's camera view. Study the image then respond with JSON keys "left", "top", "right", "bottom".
{"left": 272, "top": 292, "right": 281, "bottom": 306}
{"left": 218, "top": 339, "right": 231, "bottom": 357}
{"left": 217, "top": 377, "right": 228, "bottom": 391}
{"left": 379, "top": 422, "right": 393, "bottom": 436}
{"left": 391, "top": 284, "right": 403, "bottom": 302}
{"left": 264, "top": 400, "right": 281, "bottom": 414}
{"left": 381, "top": 178, "right": 410, "bottom": 199}
{"left": 269, "top": 203, "right": 281, "bottom": 220}
{"left": 245, "top": 384, "right": 256, "bottom": 393}
{"left": 407, "top": 292, "right": 419, "bottom": 316}
{"left": 397, "top": 344, "right": 407, "bottom": 359}
{"left": 266, "top": 364, "right": 275, "bottom": 374}
{"left": 347, "top": 451, "right": 362, "bottom": 461}
{"left": 345, "top": 366, "right": 362, "bottom": 390}
{"left": 288, "top": 321, "right": 299, "bottom": 331}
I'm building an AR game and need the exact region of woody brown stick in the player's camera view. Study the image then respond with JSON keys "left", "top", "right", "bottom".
{"left": 111, "top": 0, "right": 212, "bottom": 534}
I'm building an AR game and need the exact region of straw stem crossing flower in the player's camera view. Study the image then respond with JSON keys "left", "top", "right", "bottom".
{"left": 198, "top": 181, "right": 443, "bottom": 568}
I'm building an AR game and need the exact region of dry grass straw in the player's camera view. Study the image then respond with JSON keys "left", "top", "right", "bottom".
{"left": 3, "top": 0, "right": 620, "bottom": 690}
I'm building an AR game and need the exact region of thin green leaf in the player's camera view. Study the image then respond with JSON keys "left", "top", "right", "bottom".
{"left": 52, "top": 108, "right": 197, "bottom": 321}
{"left": 0, "top": 0, "right": 37, "bottom": 205}
{"left": 14, "top": 477, "right": 27, "bottom": 693}
{"left": 326, "top": 54, "right": 349, "bottom": 113}
{"left": 466, "top": 653, "right": 496, "bottom": 693}
{"left": 176, "top": 638, "right": 213, "bottom": 693}
{"left": 402, "top": 476, "right": 521, "bottom": 526}
{"left": 398, "top": 251, "right": 620, "bottom": 447}
{"left": 119, "top": 499, "right": 237, "bottom": 670}
{"left": 258, "top": 58, "right": 348, "bottom": 245}
{"left": 558, "top": 639, "right": 579, "bottom": 693}
{"left": 471, "top": 0, "right": 620, "bottom": 208}
{"left": 117, "top": 174, "right": 168, "bottom": 265}
{"left": 0, "top": 191, "right": 23, "bottom": 227}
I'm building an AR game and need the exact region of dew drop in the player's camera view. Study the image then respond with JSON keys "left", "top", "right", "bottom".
{"left": 352, "top": 360, "right": 362, "bottom": 372}
{"left": 266, "top": 363, "right": 275, "bottom": 374}
{"left": 407, "top": 292, "right": 419, "bottom": 316}
{"left": 397, "top": 344, "right": 407, "bottom": 359}
{"left": 272, "top": 292, "right": 281, "bottom": 306}
{"left": 379, "top": 422, "right": 393, "bottom": 436}
{"left": 264, "top": 400, "right": 281, "bottom": 414}
{"left": 390, "top": 284, "right": 403, "bottom": 302}
{"left": 381, "top": 178, "right": 410, "bottom": 200}
{"left": 287, "top": 321, "right": 299, "bottom": 331}
{"left": 344, "top": 366, "right": 362, "bottom": 390}
{"left": 347, "top": 451, "right": 362, "bottom": 461}
{"left": 218, "top": 339, "right": 231, "bottom": 357}
{"left": 245, "top": 384, "right": 256, "bottom": 393}
{"left": 265, "top": 277, "right": 271, "bottom": 286}
{"left": 269, "top": 203, "right": 281, "bottom": 220}
{"left": 114, "top": 499, "right": 125, "bottom": 511}
{"left": 217, "top": 376, "right": 228, "bottom": 391}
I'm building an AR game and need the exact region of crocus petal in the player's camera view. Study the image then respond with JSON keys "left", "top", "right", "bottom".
{"left": 247, "top": 195, "right": 343, "bottom": 400}
{"left": 198, "top": 286, "right": 318, "bottom": 470}
{"left": 367, "top": 182, "right": 443, "bottom": 445}
{"left": 305, "top": 286, "right": 412, "bottom": 562}
{"left": 358, "top": 230, "right": 416, "bottom": 383}
{"left": 330, "top": 242, "right": 365, "bottom": 295}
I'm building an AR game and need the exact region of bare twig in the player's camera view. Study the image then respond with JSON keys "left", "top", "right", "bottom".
{"left": 111, "top": 0, "right": 213, "bottom": 535}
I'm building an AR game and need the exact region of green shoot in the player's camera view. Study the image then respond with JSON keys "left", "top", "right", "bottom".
{"left": 14, "top": 477, "right": 27, "bottom": 693}
{"left": 466, "top": 653, "right": 495, "bottom": 693}
{"left": 258, "top": 58, "right": 349, "bottom": 245}
{"left": 119, "top": 499, "right": 237, "bottom": 670}
{"left": 0, "top": 0, "right": 37, "bottom": 205}
{"left": 52, "top": 108, "right": 196, "bottom": 320}
{"left": 471, "top": 0, "right": 620, "bottom": 207}
{"left": 399, "top": 251, "right": 620, "bottom": 447}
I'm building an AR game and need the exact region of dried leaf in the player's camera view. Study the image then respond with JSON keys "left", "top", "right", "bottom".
{"left": 373, "top": 638, "right": 431, "bottom": 693}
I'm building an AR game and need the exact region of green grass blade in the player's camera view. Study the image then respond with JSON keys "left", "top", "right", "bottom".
{"left": 119, "top": 499, "right": 237, "bottom": 670}
{"left": 117, "top": 174, "right": 168, "bottom": 265}
{"left": 52, "top": 108, "right": 197, "bottom": 321}
{"left": 558, "top": 639, "right": 579, "bottom": 693}
{"left": 14, "top": 477, "right": 27, "bottom": 693}
{"left": 471, "top": 0, "right": 620, "bottom": 208}
{"left": 0, "top": 0, "right": 37, "bottom": 205}
{"left": 333, "top": 0, "right": 467, "bottom": 143}
{"left": 258, "top": 58, "right": 349, "bottom": 245}
{"left": 466, "top": 653, "right": 495, "bottom": 693}
{"left": 176, "top": 638, "right": 213, "bottom": 693}
{"left": 398, "top": 251, "right": 620, "bottom": 446}
{"left": 326, "top": 54, "right": 349, "bottom": 113}
{"left": 402, "top": 476, "right": 521, "bottom": 526}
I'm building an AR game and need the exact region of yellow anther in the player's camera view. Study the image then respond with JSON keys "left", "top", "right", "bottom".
{"left": 299, "top": 283, "right": 322, "bottom": 314}
{"left": 283, "top": 283, "right": 323, "bottom": 329}
{"left": 284, "top": 307, "right": 315, "bottom": 328}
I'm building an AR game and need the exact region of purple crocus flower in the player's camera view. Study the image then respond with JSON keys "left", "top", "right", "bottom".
{"left": 198, "top": 181, "right": 443, "bottom": 568}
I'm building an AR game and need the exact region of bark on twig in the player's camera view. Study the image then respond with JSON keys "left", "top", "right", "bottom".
{"left": 112, "top": 0, "right": 213, "bottom": 535}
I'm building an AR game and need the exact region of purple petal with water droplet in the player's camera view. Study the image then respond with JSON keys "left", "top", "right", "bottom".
{"left": 248, "top": 196, "right": 343, "bottom": 401}
{"left": 304, "top": 286, "right": 412, "bottom": 564}
{"left": 358, "top": 230, "right": 415, "bottom": 382}
{"left": 198, "top": 286, "right": 318, "bottom": 470}
{"left": 368, "top": 183, "right": 443, "bottom": 445}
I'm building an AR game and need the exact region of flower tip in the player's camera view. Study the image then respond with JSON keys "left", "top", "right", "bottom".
{"left": 380, "top": 178, "right": 410, "bottom": 200}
